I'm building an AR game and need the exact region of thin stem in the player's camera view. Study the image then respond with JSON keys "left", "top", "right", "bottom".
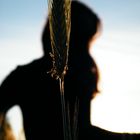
{"left": 59, "top": 77, "right": 67, "bottom": 140}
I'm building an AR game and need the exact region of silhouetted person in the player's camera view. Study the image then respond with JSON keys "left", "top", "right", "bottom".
{"left": 0, "top": 1, "right": 102, "bottom": 140}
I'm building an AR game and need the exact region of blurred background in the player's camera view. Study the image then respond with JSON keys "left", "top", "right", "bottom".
{"left": 0, "top": 0, "right": 140, "bottom": 136}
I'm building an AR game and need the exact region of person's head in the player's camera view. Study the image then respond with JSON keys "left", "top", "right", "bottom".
{"left": 70, "top": 0, "right": 101, "bottom": 51}
{"left": 42, "top": 0, "right": 101, "bottom": 99}
{"left": 42, "top": 0, "right": 101, "bottom": 57}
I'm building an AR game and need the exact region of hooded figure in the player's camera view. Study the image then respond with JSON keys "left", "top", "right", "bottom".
{"left": 0, "top": 1, "right": 101, "bottom": 140}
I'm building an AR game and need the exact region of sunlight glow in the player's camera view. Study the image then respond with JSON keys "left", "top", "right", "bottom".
{"left": 6, "top": 105, "right": 26, "bottom": 140}
{"left": 90, "top": 33, "right": 140, "bottom": 133}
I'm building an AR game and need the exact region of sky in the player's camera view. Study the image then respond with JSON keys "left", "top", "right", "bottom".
{"left": 0, "top": 0, "right": 140, "bottom": 135}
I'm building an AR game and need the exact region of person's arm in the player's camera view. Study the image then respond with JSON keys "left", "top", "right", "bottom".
{"left": 0, "top": 68, "right": 20, "bottom": 113}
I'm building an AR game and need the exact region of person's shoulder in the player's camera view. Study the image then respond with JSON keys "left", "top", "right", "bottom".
{"left": 16, "top": 56, "right": 47, "bottom": 73}
{"left": 2, "top": 57, "right": 45, "bottom": 83}
{"left": 89, "top": 125, "right": 131, "bottom": 139}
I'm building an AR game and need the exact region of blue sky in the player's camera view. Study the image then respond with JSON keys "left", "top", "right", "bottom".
{"left": 1, "top": 0, "right": 140, "bottom": 133}
{"left": 0, "top": 0, "right": 47, "bottom": 40}
{"left": 1, "top": 0, "right": 140, "bottom": 54}
{"left": 0, "top": 0, "right": 46, "bottom": 22}
{"left": 82, "top": 0, "right": 140, "bottom": 29}
{"left": 1, "top": 0, "right": 140, "bottom": 38}
{"left": 1, "top": 0, "right": 140, "bottom": 43}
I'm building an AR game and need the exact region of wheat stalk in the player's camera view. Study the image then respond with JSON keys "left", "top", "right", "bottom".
{"left": 47, "top": 1, "right": 74, "bottom": 140}
{"left": 48, "top": 0, "right": 71, "bottom": 80}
